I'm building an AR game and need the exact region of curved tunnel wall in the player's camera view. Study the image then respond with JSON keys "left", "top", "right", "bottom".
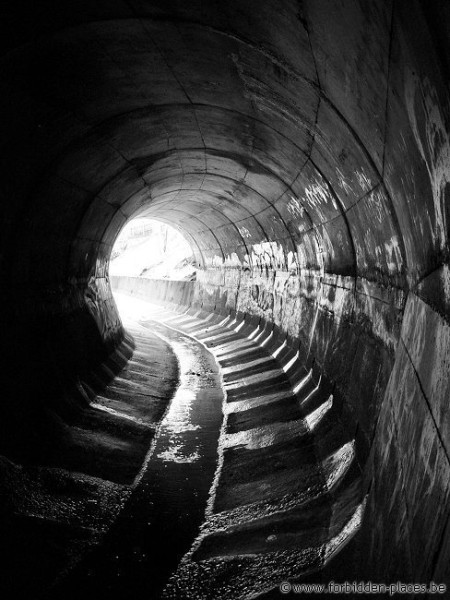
{"left": 1, "top": 0, "right": 450, "bottom": 584}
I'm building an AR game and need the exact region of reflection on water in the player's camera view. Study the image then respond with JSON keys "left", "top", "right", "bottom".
{"left": 150, "top": 335, "right": 214, "bottom": 465}
{"left": 87, "top": 293, "right": 227, "bottom": 599}
{"left": 112, "top": 294, "right": 364, "bottom": 599}
{"left": 157, "top": 447, "right": 201, "bottom": 463}
{"left": 133, "top": 317, "right": 225, "bottom": 597}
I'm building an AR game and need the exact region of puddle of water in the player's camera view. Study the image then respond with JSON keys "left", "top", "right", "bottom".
{"left": 124, "top": 320, "right": 225, "bottom": 597}
{"left": 156, "top": 448, "right": 201, "bottom": 463}
{"left": 51, "top": 299, "right": 226, "bottom": 600}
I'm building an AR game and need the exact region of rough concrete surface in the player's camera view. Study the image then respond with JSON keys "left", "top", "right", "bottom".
{"left": 0, "top": 0, "right": 449, "bottom": 598}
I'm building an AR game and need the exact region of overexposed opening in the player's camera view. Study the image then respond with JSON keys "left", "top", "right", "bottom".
{"left": 110, "top": 218, "right": 196, "bottom": 280}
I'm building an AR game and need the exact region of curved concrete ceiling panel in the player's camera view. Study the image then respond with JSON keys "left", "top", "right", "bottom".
{"left": 1, "top": 0, "right": 450, "bottom": 592}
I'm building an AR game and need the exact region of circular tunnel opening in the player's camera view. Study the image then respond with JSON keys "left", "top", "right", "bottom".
{"left": 110, "top": 217, "right": 196, "bottom": 281}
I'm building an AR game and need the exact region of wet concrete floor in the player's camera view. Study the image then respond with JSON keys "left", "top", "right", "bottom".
{"left": 47, "top": 308, "right": 224, "bottom": 599}
{"left": 44, "top": 293, "right": 364, "bottom": 600}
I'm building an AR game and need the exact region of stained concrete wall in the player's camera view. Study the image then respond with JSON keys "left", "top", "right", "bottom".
{"left": 112, "top": 276, "right": 196, "bottom": 309}
{"left": 1, "top": 0, "right": 450, "bottom": 585}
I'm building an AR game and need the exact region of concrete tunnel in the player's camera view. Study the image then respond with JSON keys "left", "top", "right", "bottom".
{"left": 1, "top": 0, "right": 450, "bottom": 597}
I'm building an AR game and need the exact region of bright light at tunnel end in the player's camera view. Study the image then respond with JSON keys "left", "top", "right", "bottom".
{"left": 110, "top": 217, "right": 197, "bottom": 281}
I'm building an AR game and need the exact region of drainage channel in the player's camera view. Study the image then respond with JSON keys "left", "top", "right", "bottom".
{"left": 47, "top": 317, "right": 225, "bottom": 600}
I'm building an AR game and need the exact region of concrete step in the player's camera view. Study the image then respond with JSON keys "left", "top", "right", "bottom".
{"left": 150, "top": 301, "right": 365, "bottom": 597}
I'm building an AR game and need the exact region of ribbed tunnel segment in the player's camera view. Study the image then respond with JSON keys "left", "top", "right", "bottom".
{"left": 0, "top": 0, "right": 450, "bottom": 596}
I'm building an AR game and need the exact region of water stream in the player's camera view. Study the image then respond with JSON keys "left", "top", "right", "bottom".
{"left": 48, "top": 308, "right": 225, "bottom": 600}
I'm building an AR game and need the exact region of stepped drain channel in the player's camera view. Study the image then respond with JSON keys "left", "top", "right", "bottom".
{"left": 48, "top": 293, "right": 363, "bottom": 600}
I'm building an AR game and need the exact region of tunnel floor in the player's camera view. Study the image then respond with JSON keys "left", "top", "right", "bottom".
{"left": 47, "top": 302, "right": 225, "bottom": 600}
{"left": 5, "top": 294, "right": 365, "bottom": 600}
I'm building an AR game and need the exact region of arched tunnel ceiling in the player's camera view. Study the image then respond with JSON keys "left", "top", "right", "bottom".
{"left": 1, "top": 2, "right": 450, "bottom": 590}
{"left": 0, "top": 0, "right": 448, "bottom": 301}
